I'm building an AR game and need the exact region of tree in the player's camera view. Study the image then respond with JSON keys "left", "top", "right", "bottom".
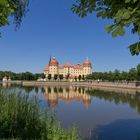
{"left": 82, "top": 75, "right": 85, "bottom": 80}
{"left": 78, "top": 75, "right": 82, "bottom": 81}
{"left": 2, "top": 0, "right": 140, "bottom": 55}
{"left": 121, "top": 71, "right": 129, "bottom": 81}
{"left": 137, "top": 64, "right": 140, "bottom": 81}
{"left": 59, "top": 74, "right": 64, "bottom": 80}
{"left": 72, "top": 0, "right": 140, "bottom": 55}
{"left": 54, "top": 74, "right": 58, "bottom": 80}
{"left": 86, "top": 69, "right": 136, "bottom": 81}
{"left": 0, "top": 0, "right": 29, "bottom": 33}
{"left": 20, "top": 72, "right": 35, "bottom": 80}
{"left": 128, "top": 68, "right": 137, "bottom": 81}
{"left": 65, "top": 74, "right": 70, "bottom": 80}
{"left": 74, "top": 76, "right": 77, "bottom": 81}
{"left": 113, "top": 69, "right": 120, "bottom": 81}
{"left": 34, "top": 73, "right": 45, "bottom": 80}
{"left": 86, "top": 73, "right": 94, "bottom": 80}
{"left": 48, "top": 74, "right": 52, "bottom": 80}
{"left": 0, "top": 71, "right": 45, "bottom": 80}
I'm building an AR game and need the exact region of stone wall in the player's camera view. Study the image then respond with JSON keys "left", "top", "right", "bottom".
{"left": 21, "top": 81, "right": 140, "bottom": 90}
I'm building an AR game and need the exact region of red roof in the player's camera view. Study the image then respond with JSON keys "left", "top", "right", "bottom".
{"left": 74, "top": 64, "right": 83, "bottom": 70}
{"left": 64, "top": 63, "right": 73, "bottom": 67}
{"left": 59, "top": 66, "right": 64, "bottom": 69}
{"left": 44, "top": 57, "right": 92, "bottom": 71}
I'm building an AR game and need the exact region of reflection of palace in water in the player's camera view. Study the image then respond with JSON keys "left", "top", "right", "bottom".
{"left": 1, "top": 82, "right": 11, "bottom": 88}
{"left": 44, "top": 86, "right": 92, "bottom": 108}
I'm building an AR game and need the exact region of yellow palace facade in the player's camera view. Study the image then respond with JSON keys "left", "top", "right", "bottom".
{"left": 44, "top": 57, "right": 92, "bottom": 79}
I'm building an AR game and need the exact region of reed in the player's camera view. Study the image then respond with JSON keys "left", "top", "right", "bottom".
{"left": 0, "top": 89, "right": 80, "bottom": 140}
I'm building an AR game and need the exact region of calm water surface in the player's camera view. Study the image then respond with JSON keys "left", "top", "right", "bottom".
{"left": 1, "top": 83, "right": 140, "bottom": 140}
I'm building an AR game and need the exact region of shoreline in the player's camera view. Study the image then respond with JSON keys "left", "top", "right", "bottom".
{"left": 23, "top": 81, "right": 140, "bottom": 90}
{"left": 1, "top": 80, "right": 140, "bottom": 89}
{"left": 1, "top": 80, "right": 140, "bottom": 94}
{"left": 22, "top": 81, "right": 140, "bottom": 95}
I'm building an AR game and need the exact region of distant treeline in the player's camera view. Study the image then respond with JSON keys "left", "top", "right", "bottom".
{"left": 0, "top": 64, "right": 140, "bottom": 81}
{"left": 0, "top": 71, "right": 45, "bottom": 81}
{"left": 87, "top": 64, "right": 140, "bottom": 82}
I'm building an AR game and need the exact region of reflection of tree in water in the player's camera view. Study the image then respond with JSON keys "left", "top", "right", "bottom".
{"left": 74, "top": 87, "right": 77, "bottom": 92}
{"left": 82, "top": 87, "right": 85, "bottom": 94}
{"left": 58, "top": 87, "right": 63, "bottom": 93}
{"left": 1, "top": 85, "right": 37, "bottom": 94}
{"left": 35, "top": 87, "right": 39, "bottom": 94}
{"left": 1, "top": 83, "right": 23, "bottom": 90}
{"left": 87, "top": 89, "right": 140, "bottom": 114}
{"left": 66, "top": 88, "right": 69, "bottom": 93}
{"left": 23, "top": 86, "right": 35, "bottom": 93}
{"left": 48, "top": 87, "right": 51, "bottom": 93}
{"left": 78, "top": 87, "right": 81, "bottom": 93}
{"left": 54, "top": 87, "right": 58, "bottom": 93}
{"left": 41, "top": 87, "right": 45, "bottom": 93}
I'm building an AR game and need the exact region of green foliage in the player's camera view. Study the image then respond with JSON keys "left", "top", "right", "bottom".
{"left": 137, "top": 64, "right": 140, "bottom": 80}
{"left": 0, "top": 0, "right": 29, "bottom": 33}
{"left": 65, "top": 74, "right": 70, "bottom": 80}
{"left": 82, "top": 75, "right": 85, "bottom": 80}
{"left": 72, "top": 0, "right": 140, "bottom": 55}
{"left": 0, "top": 0, "right": 15, "bottom": 28}
{"left": 87, "top": 89, "right": 140, "bottom": 113}
{"left": 129, "top": 41, "right": 140, "bottom": 56}
{"left": 48, "top": 74, "right": 52, "bottom": 80}
{"left": 59, "top": 74, "right": 64, "bottom": 80}
{"left": 74, "top": 76, "right": 77, "bottom": 81}
{"left": 0, "top": 89, "right": 81, "bottom": 140}
{"left": 54, "top": 74, "right": 58, "bottom": 80}
{"left": 86, "top": 67, "right": 139, "bottom": 81}
{"left": 13, "top": 0, "right": 29, "bottom": 28}
{"left": 0, "top": 71, "right": 45, "bottom": 81}
{"left": 1, "top": 0, "right": 140, "bottom": 55}
{"left": 78, "top": 75, "right": 82, "bottom": 81}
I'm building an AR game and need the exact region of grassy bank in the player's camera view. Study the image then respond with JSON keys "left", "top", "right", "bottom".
{"left": 0, "top": 89, "right": 80, "bottom": 140}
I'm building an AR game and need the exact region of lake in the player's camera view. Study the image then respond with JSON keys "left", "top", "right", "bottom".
{"left": 1, "top": 83, "right": 140, "bottom": 140}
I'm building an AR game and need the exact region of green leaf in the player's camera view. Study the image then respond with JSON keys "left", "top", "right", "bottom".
{"left": 105, "top": 25, "right": 116, "bottom": 33}
{"left": 118, "top": 26, "right": 125, "bottom": 36}
{"left": 133, "top": 0, "right": 138, "bottom": 3}
{"left": 116, "top": 10, "right": 123, "bottom": 17}
{"left": 112, "top": 26, "right": 125, "bottom": 37}
{"left": 0, "top": 1, "right": 7, "bottom": 6}
{"left": 125, "top": 0, "right": 131, "bottom": 3}
{"left": 96, "top": 11, "right": 104, "bottom": 17}
{"left": 122, "top": 12, "right": 131, "bottom": 19}
{"left": 129, "top": 41, "right": 140, "bottom": 55}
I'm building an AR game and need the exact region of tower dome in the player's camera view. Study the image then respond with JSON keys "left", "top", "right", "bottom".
{"left": 49, "top": 57, "right": 59, "bottom": 66}
{"left": 83, "top": 58, "right": 92, "bottom": 67}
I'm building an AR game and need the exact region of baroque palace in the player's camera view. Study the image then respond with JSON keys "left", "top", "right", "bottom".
{"left": 44, "top": 56, "right": 92, "bottom": 79}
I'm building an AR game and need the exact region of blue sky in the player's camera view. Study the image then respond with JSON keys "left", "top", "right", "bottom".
{"left": 0, "top": 0, "right": 140, "bottom": 73}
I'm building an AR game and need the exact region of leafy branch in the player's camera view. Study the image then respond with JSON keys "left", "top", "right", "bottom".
{"left": 72, "top": 0, "right": 140, "bottom": 55}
